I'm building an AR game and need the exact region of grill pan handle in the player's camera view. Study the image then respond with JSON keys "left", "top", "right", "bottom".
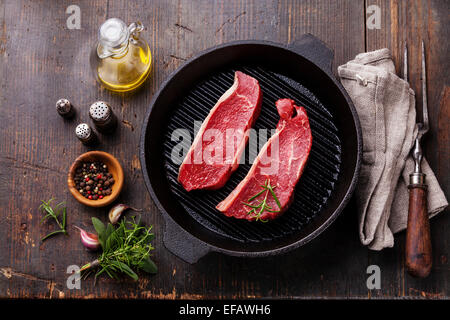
{"left": 162, "top": 212, "right": 213, "bottom": 264}
{"left": 288, "top": 33, "right": 334, "bottom": 73}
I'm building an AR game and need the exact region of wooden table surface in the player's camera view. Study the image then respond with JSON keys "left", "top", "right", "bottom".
{"left": 0, "top": 0, "right": 448, "bottom": 299}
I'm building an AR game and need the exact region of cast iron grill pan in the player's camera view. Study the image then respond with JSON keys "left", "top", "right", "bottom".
{"left": 140, "top": 37, "right": 362, "bottom": 262}
{"left": 162, "top": 64, "right": 341, "bottom": 244}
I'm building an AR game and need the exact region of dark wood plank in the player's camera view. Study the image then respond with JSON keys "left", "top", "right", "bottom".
{"left": 365, "top": 0, "right": 450, "bottom": 298}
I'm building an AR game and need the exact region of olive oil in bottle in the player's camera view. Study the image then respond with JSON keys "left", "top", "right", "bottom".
{"left": 91, "top": 18, "right": 152, "bottom": 93}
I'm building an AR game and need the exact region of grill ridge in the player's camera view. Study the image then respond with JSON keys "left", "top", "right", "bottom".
{"left": 162, "top": 65, "right": 341, "bottom": 243}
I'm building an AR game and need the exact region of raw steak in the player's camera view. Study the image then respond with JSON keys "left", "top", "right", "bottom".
{"left": 216, "top": 99, "right": 312, "bottom": 221}
{"left": 178, "top": 71, "right": 262, "bottom": 191}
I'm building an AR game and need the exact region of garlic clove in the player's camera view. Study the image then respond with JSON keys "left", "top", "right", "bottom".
{"left": 109, "top": 204, "right": 142, "bottom": 224}
{"left": 74, "top": 226, "right": 100, "bottom": 251}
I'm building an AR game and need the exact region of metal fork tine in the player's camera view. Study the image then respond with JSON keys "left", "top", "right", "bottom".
{"left": 421, "top": 40, "right": 429, "bottom": 133}
{"left": 403, "top": 43, "right": 408, "bottom": 81}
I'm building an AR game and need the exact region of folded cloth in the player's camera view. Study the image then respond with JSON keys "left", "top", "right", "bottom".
{"left": 338, "top": 49, "right": 448, "bottom": 250}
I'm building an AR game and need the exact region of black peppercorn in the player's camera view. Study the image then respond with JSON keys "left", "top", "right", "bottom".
{"left": 73, "top": 161, "right": 115, "bottom": 200}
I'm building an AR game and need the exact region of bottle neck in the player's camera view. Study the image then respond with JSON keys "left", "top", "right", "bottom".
{"left": 96, "top": 20, "right": 144, "bottom": 59}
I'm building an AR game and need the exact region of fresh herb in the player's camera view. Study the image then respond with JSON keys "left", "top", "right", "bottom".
{"left": 242, "top": 179, "right": 281, "bottom": 222}
{"left": 80, "top": 216, "right": 157, "bottom": 281}
{"left": 39, "top": 198, "right": 68, "bottom": 241}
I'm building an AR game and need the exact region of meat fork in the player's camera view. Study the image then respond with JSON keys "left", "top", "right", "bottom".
{"left": 403, "top": 41, "right": 432, "bottom": 278}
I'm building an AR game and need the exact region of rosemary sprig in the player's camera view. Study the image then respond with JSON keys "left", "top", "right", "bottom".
{"left": 242, "top": 179, "right": 281, "bottom": 222}
{"left": 81, "top": 216, "right": 157, "bottom": 281}
{"left": 39, "top": 198, "right": 67, "bottom": 241}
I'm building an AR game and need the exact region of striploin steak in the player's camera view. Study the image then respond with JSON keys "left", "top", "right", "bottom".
{"left": 178, "top": 71, "right": 262, "bottom": 191}
{"left": 216, "top": 99, "right": 312, "bottom": 221}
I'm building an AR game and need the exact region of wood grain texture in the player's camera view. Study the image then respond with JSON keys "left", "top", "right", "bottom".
{"left": 438, "top": 86, "right": 450, "bottom": 206}
{"left": 406, "top": 185, "right": 432, "bottom": 278}
{"left": 0, "top": 0, "right": 447, "bottom": 299}
{"left": 365, "top": 0, "right": 449, "bottom": 298}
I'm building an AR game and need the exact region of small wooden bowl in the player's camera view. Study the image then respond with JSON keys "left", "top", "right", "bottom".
{"left": 68, "top": 151, "right": 124, "bottom": 207}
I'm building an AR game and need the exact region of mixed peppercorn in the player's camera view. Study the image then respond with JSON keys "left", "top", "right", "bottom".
{"left": 74, "top": 161, "right": 115, "bottom": 200}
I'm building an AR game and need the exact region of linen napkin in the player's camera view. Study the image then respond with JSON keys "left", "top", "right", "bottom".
{"left": 337, "top": 49, "right": 448, "bottom": 250}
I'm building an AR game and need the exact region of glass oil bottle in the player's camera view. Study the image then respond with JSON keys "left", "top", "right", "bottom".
{"left": 90, "top": 18, "right": 152, "bottom": 93}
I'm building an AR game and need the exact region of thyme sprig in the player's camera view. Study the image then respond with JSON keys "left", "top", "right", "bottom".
{"left": 80, "top": 216, "right": 157, "bottom": 281}
{"left": 242, "top": 179, "right": 281, "bottom": 222}
{"left": 39, "top": 198, "right": 67, "bottom": 241}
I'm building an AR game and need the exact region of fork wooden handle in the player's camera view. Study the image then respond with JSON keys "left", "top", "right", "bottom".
{"left": 405, "top": 184, "right": 432, "bottom": 277}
